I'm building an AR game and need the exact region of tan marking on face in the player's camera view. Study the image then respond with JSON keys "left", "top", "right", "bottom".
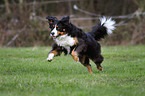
{"left": 57, "top": 31, "right": 66, "bottom": 36}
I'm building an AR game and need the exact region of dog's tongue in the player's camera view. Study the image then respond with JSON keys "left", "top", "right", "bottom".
{"left": 53, "top": 36, "right": 56, "bottom": 39}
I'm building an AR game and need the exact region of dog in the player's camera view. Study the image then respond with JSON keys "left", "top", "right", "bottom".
{"left": 46, "top": 16, "right": 115, "bottom": 74}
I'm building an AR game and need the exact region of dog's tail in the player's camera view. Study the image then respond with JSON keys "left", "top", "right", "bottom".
{"left": 88, "top": 16, "right": 115, "bottom": 41}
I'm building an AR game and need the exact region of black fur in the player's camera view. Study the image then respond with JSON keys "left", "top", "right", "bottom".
{"left": 88, "top": 25, "right": 108, "bottom": 41}
{"left": 46, "top": 16, "right": 113, "bottom": 73}
{"left": 57, "top": 16, "right": 104, "bottom": 65}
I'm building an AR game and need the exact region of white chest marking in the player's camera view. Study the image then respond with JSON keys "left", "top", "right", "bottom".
{"left": 55, "top": 34, "right": 75, "bottom": 47}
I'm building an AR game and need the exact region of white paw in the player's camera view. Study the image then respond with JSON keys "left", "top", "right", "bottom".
{"left": 47, "top": 53, "right": 54, "bottom": 61}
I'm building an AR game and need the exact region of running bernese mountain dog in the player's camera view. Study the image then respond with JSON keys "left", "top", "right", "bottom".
{"left": 46, "top": 16, "right": 115, "bottom": 74}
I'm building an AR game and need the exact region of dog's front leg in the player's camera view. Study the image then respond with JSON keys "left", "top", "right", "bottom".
{"left": 47, "top": 50, "right": 57, "bottom": 62}
{"left": 71, "top": 48, "right": 79, "bottom": 63}
{"left": 47, "top": 43, "right": 63, "bottom": 62}
{"left": 71, "top": 43, "right": 86, "bottom": 62}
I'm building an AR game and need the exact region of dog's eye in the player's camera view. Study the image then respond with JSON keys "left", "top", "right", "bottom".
{"left": 53, "top": 25, "right": 55, "bottom": 27}
{"left": 56, "top": 26, "right": 60, "bottom": 30}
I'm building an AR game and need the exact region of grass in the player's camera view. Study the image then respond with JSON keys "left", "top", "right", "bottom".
{"left": 0, "top": 45, "right": 145, "bottom": 96}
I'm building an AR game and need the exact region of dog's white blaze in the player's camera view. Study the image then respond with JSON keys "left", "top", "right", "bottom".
{"left": 55, "top": 34, "right": 75, "bottom": 47}
{"left": 100, "top": 16, "right": 116, "bottom": 34}
{"left": 47, "top": 53, "right": 54, "bottom": 61}
{"left": 51, "top": 24, "right": 58, "bottom": 37}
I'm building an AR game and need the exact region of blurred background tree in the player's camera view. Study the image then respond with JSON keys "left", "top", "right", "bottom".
{"left": 0, "top": 0, "right": 144, "bottom": 47}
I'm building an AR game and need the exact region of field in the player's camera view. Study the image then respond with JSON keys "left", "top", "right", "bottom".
{"left": 0, "top": 45, "right": 145, "bottom": 96}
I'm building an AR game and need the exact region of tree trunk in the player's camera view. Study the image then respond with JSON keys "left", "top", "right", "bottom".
{"left": 4, "top": 0, "right": 11, "bottom": 14}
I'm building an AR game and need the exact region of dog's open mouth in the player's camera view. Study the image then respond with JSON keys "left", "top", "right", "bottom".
{"left": 52, "top": 36, "right": 57, "bottom": 39}
{"left": 50, "top": 34, "right": 57, "bottom": 39}
{"left": 51, "top": 34, "right": 61, "bottom": 39}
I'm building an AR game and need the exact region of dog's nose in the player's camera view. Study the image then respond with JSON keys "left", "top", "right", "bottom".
{"left": 51, "top": 32, "right": 55, "bottom": 36}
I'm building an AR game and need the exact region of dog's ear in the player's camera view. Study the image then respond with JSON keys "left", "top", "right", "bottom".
{"left": 46, "top": 16, "right": 57, "bottom": 24}
{"left": 60, "top": 16, "right": 70, "bottom": 24}
{"left": 46, "top": 16, "right": 57, "bottom": 28}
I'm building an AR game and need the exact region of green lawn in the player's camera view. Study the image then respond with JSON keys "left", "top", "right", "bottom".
{"left": 0, "top": 45, "right": 145, "bottom": 96}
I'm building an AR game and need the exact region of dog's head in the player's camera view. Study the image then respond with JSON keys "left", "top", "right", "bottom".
{"left": 46, "top": 16, "right": 70, "bottom": 39}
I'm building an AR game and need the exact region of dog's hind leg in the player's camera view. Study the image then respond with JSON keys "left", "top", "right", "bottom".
{"left": 86, "top": 64, "right": 93, "bottom": 74}
{"left": 92, "top": 55, "right": 104, "bottom": 71}
{"left": 96, "top": 63, "right": 103, "bottom": 71}
{"left": 79, "top": 55, "right": 93, "bottom": 74}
